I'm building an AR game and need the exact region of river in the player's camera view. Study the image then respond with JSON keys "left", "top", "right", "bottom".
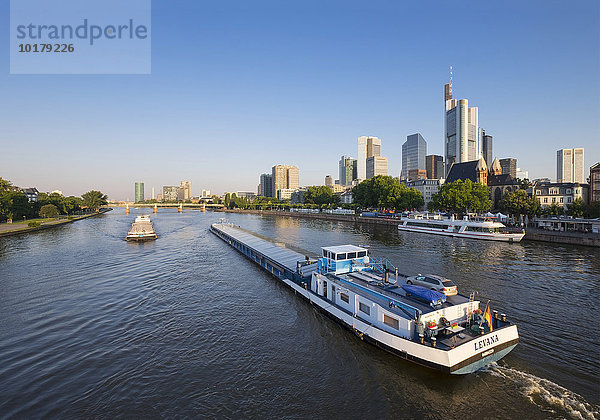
{"left": 0, "top": 209, "right": 598, "bottom": 419}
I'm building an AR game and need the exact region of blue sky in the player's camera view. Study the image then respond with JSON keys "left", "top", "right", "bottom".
{"left": 1, "top": 0, "right": 599, "bottom": 200}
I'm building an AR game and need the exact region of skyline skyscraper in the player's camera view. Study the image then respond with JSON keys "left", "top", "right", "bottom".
{"left": 134, "top": 182, "right": 144, "bottom": 203}
{"left": 338, "top": 155, "right": 357, "bottom": 186}
{"left": 444, "top": 73, "right": 480, "bottom": 175}
{"left": 402, "top": 133, "right": 427, "bottom": 180}
{"left": 366, "top": 156, "right": 388, "bottom": 179}
{"left": 500, "top": 158, "right": 517, "bottom": 178}
{"left": 259, "top": 173, "right": 273, "bottom": 197}
{"left": 426, "top": 155, "right": 444, "bottom": 179}
{"left": 272, "top": 165, "right": 299, "bottom": 196}
{"left": 357, "top": 136, "right": 381, "bottom": 181}
{"left": 180, "top": 181, "right": 192, "bottom": 200}
{"left": 481, "top": 129, "right": 493, "bottom": 167}
{"left": 557, "top": 148, "right": 585, "bottom": 183}
{"left": 324, "top": 175, "right": 332, "bottom": 186}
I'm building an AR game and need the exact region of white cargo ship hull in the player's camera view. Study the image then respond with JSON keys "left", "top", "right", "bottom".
{"left": 291, "top": 274, "right": 519, "bottom": 374}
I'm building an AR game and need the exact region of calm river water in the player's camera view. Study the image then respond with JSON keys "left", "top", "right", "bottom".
{"left": 0, "top": 209, "right": 598, "bottom": 419}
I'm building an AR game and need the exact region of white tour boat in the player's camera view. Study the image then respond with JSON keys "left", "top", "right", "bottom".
{"left": 398, "top": 214, "right": 525, "bottom": 242}
{"left": 211, "top": 223, "right": 519, "bottom": 374}
{"left": 125, "top": 215, "right": 157, "bottom": 241}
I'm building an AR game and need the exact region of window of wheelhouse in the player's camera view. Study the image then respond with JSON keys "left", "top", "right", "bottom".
{"left": 337, "top": 253, "right": 347, "bottom": 260}
{"left": 357, "top": 251, "right": 367, "bottom": 258}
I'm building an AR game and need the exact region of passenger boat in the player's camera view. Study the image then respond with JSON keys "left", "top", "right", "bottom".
{"left": 125, "top": 215, "right": 157, "bottom": 241}
{"left": 210, "top": 222, "right": 519, "bottom": 374}
{"left": 397, "top": 213, "right": 525, "bottom": 242}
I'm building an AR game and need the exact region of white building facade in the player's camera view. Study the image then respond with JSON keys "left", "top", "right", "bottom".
{"left": 557, "top": 148, "right": 584, "bottom": 183}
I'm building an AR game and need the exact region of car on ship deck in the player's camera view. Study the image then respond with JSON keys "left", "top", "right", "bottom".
{"left": 406, "top": 274, "right": 458, "bottom": 296}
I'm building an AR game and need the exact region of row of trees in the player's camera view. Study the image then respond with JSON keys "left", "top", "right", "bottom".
{"left": 0, "top": 177, "right": 108, "bottom": 222}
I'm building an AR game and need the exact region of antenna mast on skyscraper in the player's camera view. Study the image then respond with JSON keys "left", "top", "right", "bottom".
{"left": 450, "top": 65, "right": 453, "bottom": 88}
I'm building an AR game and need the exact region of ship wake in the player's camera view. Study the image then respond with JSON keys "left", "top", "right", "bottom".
{"left": 483, "top": 363, "right": 599, "bottom": 419}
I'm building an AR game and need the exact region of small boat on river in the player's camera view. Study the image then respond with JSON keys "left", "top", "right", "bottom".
{"left": 126, "top": 215, "right": 157, "bottom": 241}
{"left": 210, "top": 222, "right": 519, "bottom": 374}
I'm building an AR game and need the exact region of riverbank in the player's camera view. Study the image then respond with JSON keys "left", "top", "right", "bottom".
{"left": 0, "top": 208, "right": 112, "bottom": 237}
{"left": 216, "top": 209, "right": 600, "bottom": 247}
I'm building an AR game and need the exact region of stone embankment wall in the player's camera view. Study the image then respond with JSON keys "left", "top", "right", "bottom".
{"left": 218, "top": 209, "right": 600, "bottom": 247}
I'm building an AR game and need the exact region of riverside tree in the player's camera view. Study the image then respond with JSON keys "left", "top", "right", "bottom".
{"left": 352, "top": 176, "right": 424, "bottom": 210}
{"left": 81, "top": 190, "right": 108, "bottom": 211}
{"left": 39, "top": 204, "right": 59, "bottom": 218}
{"left": 304, "top": 186, "right": 340, "bottom": 206}
{"left": 499, "top": 189, "right": 541, "bottom": 217}
{"left": 428, "top": 179, "right": 492, "bottom": 214}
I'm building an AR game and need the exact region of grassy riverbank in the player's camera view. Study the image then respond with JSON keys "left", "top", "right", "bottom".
{"left": 0, "top": 209, "right": 112, "bottom": 237}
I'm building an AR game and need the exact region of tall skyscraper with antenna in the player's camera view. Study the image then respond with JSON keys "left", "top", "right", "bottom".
{"left": 443, "top": 67, "right": 480, "bottom": 176}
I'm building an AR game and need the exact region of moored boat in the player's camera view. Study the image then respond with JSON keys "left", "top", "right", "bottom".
{"left": 210, "top": 222, "right": 519, "bottom": 374}
{"left": 125, "top": 215, "right": 157, "bottom": 241}
{"left": 398, "top": 213, "right": 525, "bottom": 242}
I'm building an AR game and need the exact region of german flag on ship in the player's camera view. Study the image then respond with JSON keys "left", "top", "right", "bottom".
{"left": 484, "top": 303, "right": 493, "bottom": 332}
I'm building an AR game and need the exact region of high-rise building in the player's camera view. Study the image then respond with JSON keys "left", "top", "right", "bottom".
{"left": 259, "top": 173, "right": 273, "bottom": 197}
{"left": 272, "top": 165, "right": 299, "bottom": 196}
{"left": 557, "top": 148, "right": 585, "bottom": 183}
{"left": 180, "top": 181, "right": 192, "bottom": 200}
{"left": 151, "top": 187, "right": 155, "bottom": 200}
{"left": 201, "top": 189, "right": 211, "bottom": 198}
{"left": 590, "top": 163, "right": 600, "bottom": 203}
{"left": 500, "top": 158, "right": 517, "bottom": 178}
{"left": 338, "top": 156, "right": 357, "bottom": 186}
{"left": 325, "top": 175, "right": 332, "bottom": 186}
{"left": 402, "top": 133, "right": 427, "bottom": 180}
{"left": 444, "top": 74, "right": 479, "bottom": 175}
{"left": 366, "top": 156, "right": 388, "bottom": 179}
{"left": 481, "top": 129, "right": 493, "bottom": 167}
{"left": 134, "top": 182, "right": 144, "bottom": 203}
{"left": 426, "top": 155, "right": 444, "bottom": 180}
{"left": 357, "top": 136, "right": 381, "bottom": 181}
{"left": 162, "top": 186, "right": 179, "bottom": 201}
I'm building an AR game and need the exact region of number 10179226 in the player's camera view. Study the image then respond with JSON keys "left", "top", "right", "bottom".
{"left": 18, "top": 44, "right": 74, "bottom": 53}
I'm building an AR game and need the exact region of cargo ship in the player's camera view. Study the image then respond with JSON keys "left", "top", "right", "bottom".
{"left": 210, "top": 222, "right": 519, "bottom": 374}
{"left": 125, "top": 215, "right": 157, "bottom": 241}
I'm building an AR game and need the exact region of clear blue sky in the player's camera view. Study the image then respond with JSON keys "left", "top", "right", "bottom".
{"left": 1, "top": 0, "right": 599, "bottom": 200}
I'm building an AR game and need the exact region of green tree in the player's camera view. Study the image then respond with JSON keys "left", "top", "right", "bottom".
{"left": 352, "top": 176, "right": 423, "bottom": 210}
{"left": 428, "top": 179, "right": 492, "bottom": 214}
{"left": 39, "top": 204, "right": 59, "bottom": 218}
{"left": 304, "top": 186, "right": 340, "bottom": 206}
{"left": 544, "top": 203, "right": 564, "bottom": 216}
{"left": 566, "top": 197, "right": 585, "bottom": 218}
{"left": 81, "top": 190, "right": 108, "bottom": 211}
{"left": 585, "top": 200, "right": 600, "bottom": 218}
{"left": 515, "top": 178, "right": 531, "bottom": 190}
{"left": 3, "top": 191, "right": 33, "bottom": 219}
{"left": 499, "top": 189, "right": 541, "bottom": 217}
{"left": 0, "top": 177, "right": 12, "bottom": 191}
